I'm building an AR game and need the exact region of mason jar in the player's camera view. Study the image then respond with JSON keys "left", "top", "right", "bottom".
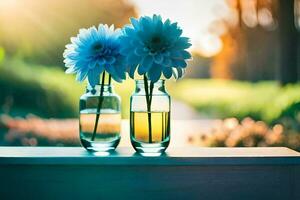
{"left": 130, "top": 80, "right": 170, "bottom": 154}
{"left": 79, "top": 84, "right": 121, "bottom": 152}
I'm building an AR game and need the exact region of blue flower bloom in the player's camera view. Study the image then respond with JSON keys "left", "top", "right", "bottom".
{"left": 120, "top": 15, "right": 192, "bottom": 82}
{"left": 63, "top": 24, "right": 126, "bottom": 86}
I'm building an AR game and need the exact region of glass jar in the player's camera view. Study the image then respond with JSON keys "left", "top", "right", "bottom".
{"left": 79, "top": 84, "right": 121, "bottom": 152}
{"left": 130, "top": 80, "right": 170, "bottom": 154}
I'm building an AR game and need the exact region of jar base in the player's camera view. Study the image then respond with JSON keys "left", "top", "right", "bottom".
{"left": 131, "top": 138, "right": 170, "bottom": 154}
{"left": 80, "top": 137, "right": 120, "bottom": 152}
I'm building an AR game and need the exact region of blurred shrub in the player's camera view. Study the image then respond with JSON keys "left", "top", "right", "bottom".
{"left": 1, "top": 63, "right": 300, "bottom": 123}
{"left": 169, "top": 79, "right": 300, "bottom": 127}
{"left": 0, "top": 57, "right": 134, "bottom": 118}
{"left": 188, "top": 117, "right": 300, "bottom": 151}
{"left": 0, "top": 47, "right": 4, "bottom": 63}
{"left": 274, "top": 102, "right": 300, "bottom": 131}
{"left": 0, "top": 58, "right": 84, "bottom": 118}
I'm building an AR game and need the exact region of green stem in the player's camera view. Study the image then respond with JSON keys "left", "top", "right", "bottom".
{"left": 161, "top": 112, "right": 164, "bottom": 141}
{"left": 149, "top": 82, "right": 154, "bottom": 141}
{"left": 91, "top": 72, "right": 106, "bottom": 141}
{"left": 143, "top": 75, "right": 154, "bottom": 143}
{"left": 108, "top": 74, "right": 112, "bottom": 85}
{"left": 149, "top": 81, "right": 154, "bottom": 105}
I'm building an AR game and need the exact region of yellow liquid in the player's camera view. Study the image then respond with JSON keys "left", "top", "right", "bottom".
{"left": 80, "top": 112, "right": 121, "bottom": 141}
{"left": 130, "top": 111, "right": 170, "bottom": 143}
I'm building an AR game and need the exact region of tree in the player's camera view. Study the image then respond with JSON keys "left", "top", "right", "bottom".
{"left": 278, "top": 0, "right": 299, "bottom": 84}
{"left": 210, "top": 0, "right": 299, "bottom": 83}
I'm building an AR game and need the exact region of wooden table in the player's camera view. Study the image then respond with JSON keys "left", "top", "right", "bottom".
{"left": 0, "top": 147, "right": 299, "bottom": 200}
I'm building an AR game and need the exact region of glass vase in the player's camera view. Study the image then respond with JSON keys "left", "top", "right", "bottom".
{"left": 130, "top": 80, "right": 170, "bottom": 154}
{"left": 79, "top": 84, "right": 121, "bottom": 152}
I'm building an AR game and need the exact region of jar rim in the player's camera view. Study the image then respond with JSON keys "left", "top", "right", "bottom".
{"left": 135, "top": 79, "right": 165, "bottom": 84}
{"left": 86, "top": 84, "right": 113, "bottom": 90}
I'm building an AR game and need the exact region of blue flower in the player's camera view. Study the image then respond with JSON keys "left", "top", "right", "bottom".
{"left": 63, "top": 24, "right": 126, "bottom": 86}
{"left": 119, "top": 15, "right": 192, "bottom": 82}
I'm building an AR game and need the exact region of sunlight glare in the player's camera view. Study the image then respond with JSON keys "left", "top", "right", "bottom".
{"left": 0, "top": 0, "right": 18, "bottom": 9}
{"left": 194, "top": 34, "right": 223, "bottom": 57}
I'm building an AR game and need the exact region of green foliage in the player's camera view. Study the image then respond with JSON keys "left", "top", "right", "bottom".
{"left": 0, "top": 58, "right": 84, "bottom": 118}
{"left": 168, "top": 79, "right": 300, "bottom": 124}
{"left": 0, "top": 58, "right": 134, "bottom": 118}
{"left": 0, "top": 47, "right": 4, "bottom": 63}
{"left": 1, "top": 61, "right": 300, "bottom": 124}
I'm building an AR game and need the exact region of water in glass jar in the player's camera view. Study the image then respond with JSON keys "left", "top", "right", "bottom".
{"left": 130, "top": 111, "right": 170, "bottom": 143}
{"left": 80, "top": 108, "right": 121, "bottom": 151}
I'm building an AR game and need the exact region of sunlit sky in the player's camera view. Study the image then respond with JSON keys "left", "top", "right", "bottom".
{"left": 129, "top": 0, "right": 229, "bottom": 56}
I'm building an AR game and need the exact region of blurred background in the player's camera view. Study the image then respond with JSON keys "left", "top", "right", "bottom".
{"left": 1, "top": 0, "right": 300, "bottom": 151}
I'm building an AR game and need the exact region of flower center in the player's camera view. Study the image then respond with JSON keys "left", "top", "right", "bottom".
{"left": 151, "top": 36, "right": 161, "bottom": 44}
{"left": 147, "top": 36, "right": 165, "bottom": 54}
{"left": 91, "top": 42, "right": 104, "bottom": 54}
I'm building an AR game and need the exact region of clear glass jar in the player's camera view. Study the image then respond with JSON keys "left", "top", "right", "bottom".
{"left": 79, "top": 84, "right": 121, "bottom": 152}
{"left": 130, "top": 80, "right": 170, "bottom": 154}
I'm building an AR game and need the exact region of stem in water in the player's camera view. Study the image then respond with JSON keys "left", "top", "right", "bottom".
{"left": 143, "top": 75, "right": 154, "bottom": 143}
{"left": 91, "top": 72, "right": 106, "bottom": 141}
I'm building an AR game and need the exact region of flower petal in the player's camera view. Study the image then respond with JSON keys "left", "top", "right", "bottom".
{"left": 162, "top": 67, "right": 172, "bottom": 79}
{"left": 173, "top": 37, "right": 192, "bottom": 50}
{"left": 88, "top": 70, "right": 100, "bottom": 86}
{"left": 127, "top": 64, "right": 138, "bottom": 79}
{"left": 172, "top": 67, "right": 184, "bottom": 79}
{"left": 181, "top": 50, "right": 192, "bottom": 59}
{"left": 120, "top": 47, "right": 133, "bottom": 55}
{"left": 127, "top": 52, "right": 141, "bottom": 64}
{"left": 130, "top": 17, "right": 140, "bottom": 30}
{"left": 76, "top": 68, "right": 89, "bottom": 82}
{"left": 88, "top": 61, "right": 97, "bottom": 69}
{"left": 65, "top": 67, "right": 76, "bottom": 74}
{"left": 178, "top": 68, "right": 185, "bottom": 78}
{"left": 147, "top": 64, "right": 162, "bottom": 82}
{"left": 113, "top": 64, "right": 127, "bottom": 80}
{"left": 124, "top": 26, "right": 136, "bottom": 37}
{"left": 134, "top": 47, "right": 146, "bottom": 56}
{"left": 154, "top": 54, "right": 164, "bottom": 64}
{"left": 162, "top": 58, "right": 172, "bottom": 67}
{"left": 105, "top": 56, "right": 116, "bottom": 64}
{"left": 172, "top": 59, "right": 187, "bottom": 68}
{"left": 97, "top": 57, "right": 106, "bottom": 66}
{"left": 105, "top": 65, "right": 123, "bottom": 82}
{"left": 138, "top": 55, "right": 153, "bottom": 75}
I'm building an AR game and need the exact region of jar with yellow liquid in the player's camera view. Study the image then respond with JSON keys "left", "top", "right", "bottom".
{"left": 79, "top": 84, "right": 121, "bottom": 152}
{"left": 130, "top": 80, "right": 170, "bottom": 154}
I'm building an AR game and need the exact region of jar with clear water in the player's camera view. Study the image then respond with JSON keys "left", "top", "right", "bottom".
{"left": 79, "top": 84, "right": 121, "bottom": 152}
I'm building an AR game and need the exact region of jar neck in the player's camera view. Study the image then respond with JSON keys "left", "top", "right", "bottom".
{"left": 135, "top": 79, "right": 166, "bottom": 94}
{"left": 86, "top": 84, "right": 114, "bottom": 95}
